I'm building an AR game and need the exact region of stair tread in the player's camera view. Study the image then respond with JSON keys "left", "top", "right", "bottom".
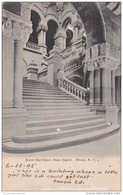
{"left": 26, "top": 118, "right": 106, "bottom": 131}
{"left": 28, "top": 111, "right": 95, "bottom": 117}
{"left": 27, "top": 115, "right": 100, "bottom": 125}
{"left": 3, "top": 125, "right": 119, "bottom": 152}
{"left": 13, "top": 123, "right": 109, "bottom": 140}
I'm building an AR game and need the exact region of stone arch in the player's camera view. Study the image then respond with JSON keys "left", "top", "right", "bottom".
{"left": 62, "top": 17, "right": 72, "bottom": 30}
{"left": 66, "top": 29, "right": 73, "bottom": 48}
{"left": 72, "top": 2, "right": 106, "bottom": 47}
{"left": 28, "top": 9, "right": 41, "bottom": 44}
{"left": 31, "top": 3, "right": 45, "bottom": 19}
{"left": 46, "top": 20, "right": 58, "bottom": 54}
{"left": 68, "top": 75, "right": 83, "bottom": 86}
{"left": 46, "top": 15, "right": 59, "bottom": 28}
{"left": 62, "top": 11, "right": 74, "bottom": 26}
{"left": 68, "top": 74, "right": 82, "bottom": 80}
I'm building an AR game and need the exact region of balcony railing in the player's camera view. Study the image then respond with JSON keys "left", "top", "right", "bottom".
{"left": 26, "top": 42, "right": 41, "bottom": 51}
{"left": 58, "top": 76, "right": 87, "bottom": 102}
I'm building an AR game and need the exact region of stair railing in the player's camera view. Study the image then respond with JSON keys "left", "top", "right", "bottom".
{"left": 58, "top": 76, "right": 87, "bottom": 102}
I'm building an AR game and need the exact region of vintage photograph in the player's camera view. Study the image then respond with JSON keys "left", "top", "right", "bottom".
{"left": 2, "top": 1, "right": 121, "bottom": 191}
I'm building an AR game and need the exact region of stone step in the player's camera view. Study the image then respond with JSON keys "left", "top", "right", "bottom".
{"left": 26, "top": 115, "right": 101, "bottom": 128}
{"left": 23, "top": 99, "right": 82, "bottom": 103}
{"left": 23, "top": 93, "right": 76, "bottom": 97}
{"left": 26, "top": 105, "right": 90, "bottom": 111}
{"left": 23, "top": 86, "right": 65, "bottom": 91}
{"left": 23, "top": 90, "right": 66, "bottom": 95}
{"left": 2, "top": 125, "right": 119, "bottom": 153}
{"left": 27, "top": 112, "right": 96, "bottom": 121}
{"left": 27, "top": 109, "right": 94, "bottom": 116}
{"left": 12, "top": 123, "right": 109, "bottom": 143}
{"left": 23, "top": 102, "right": 85, "bottom": 106}
{"left": 23, "top": 96, "right": 81, "bottom": 100}
{"left": 26, "top": 119, "right": 106, "bottom": 134}
{"left": 23, "top": 84, "right": 58, "bottom": 88}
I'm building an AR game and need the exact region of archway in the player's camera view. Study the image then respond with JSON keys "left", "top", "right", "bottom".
{"left": 72, "top": 2, "right": 105, "bottom": 47}
{"left": 62, "top": 17, "right": 72, "bottom": 30}
{"left": 46, "top": 20, "right": 58, "bottom": 54}
{"left": 66, "top": 29, "right": 73, "bottom": 48}
{"left": 28, "top": 10, "right": 41, "bottom": 44}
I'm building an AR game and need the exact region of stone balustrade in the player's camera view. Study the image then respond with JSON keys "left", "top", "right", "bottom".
{"left": 64, "top": 58, "right": 81, "bottom": 72}
{"left": 38, "top": 69, "right": 48, "bottom": 80}
{"left": 58, "top": 76, "right": 87, "bottom": 102}
{"left": 26, "top": 42, "right": 41, "bottom": 51}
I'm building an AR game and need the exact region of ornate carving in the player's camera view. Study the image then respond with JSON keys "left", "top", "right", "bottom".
{"left": 22, "top": 25, "right": 32, "bottom": 44}
{"left": 12, "top": 21, "right": 32, "bottom": 43}
{"left": 2, "top": 17, "right": 12, "bottom": 37}
{"left": 72, "top": 21, "right": 82, "bottom": 29}
{"left": 21, "top": 3, "right": 31, "bottom": 21}
{"left": 37, "top": 23, "right": 48, "bottom": 32}
{"left": 115, "top": 64, "right": 121, "bottom": 76}
{"left": 54, "top": 31, "right": 66, "bottom": 39}
{"left": 2, "top": 10, "right": 32, "bottom": 43}
{"left": 12, "top": 21, "right": 23, "bottom": 40}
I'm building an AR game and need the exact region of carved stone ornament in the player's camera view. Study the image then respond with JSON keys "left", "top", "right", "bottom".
{"left": 37, "top": 23, "right": 48, "bottom": 32}
{"left": 2, "top": 17, "right": 12, "bottom": 37}
{"left": 22, "top": 25, "right": 32, "bottom": 44}
{"left": 72, "top": 21, "right": 82, "bottom": 29}
{"left": 12, "top": 21, "right": 23, "bottom": 40}
{"left": 21, "top": 3, "right": 31, "bottom": 21}
{"left": 12, "top": 21, "right": 32, "bottom": 43}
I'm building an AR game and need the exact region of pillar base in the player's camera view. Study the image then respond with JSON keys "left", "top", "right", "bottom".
{"left": 89, "top": 104, "right": 119, "bottom": 125}
{"left": 106, "top": 106, "right": 119, "bottom": 125}
{"left": 2, "top": 107, "right": 28, "bottom": 141}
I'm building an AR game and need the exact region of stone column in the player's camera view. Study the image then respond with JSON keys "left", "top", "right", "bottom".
{"left": 14, "top": 40, "right": 23, "bottom": 107}
{"left": 43, "top": 30, "right": 46, "bottom": 45}
{"left": 100, "top": 67, "right": 105, "bottom": 104}
{"left": 87, "top": 62, "right": 94, "bottom": 104}
{"left": 72, "top": 21, "right": 82, "bottom": 42}
{"left": 37, "top": 24, "right": 48, "bottom": 45}
{"left": 54, "top": 31, "right": 66, "bottom": 50}
{"left": 38, "top": 30, "right": 44, "bottom": 45}
{"left": 111, "top": 70, "right": 116, "bottom": 105}
{"left": 2, "top": 17, "right": 14, "bottom": 108}
{"left": 12, "top": 21, "right": 32, "bottom": 107}
{"left": 94, "top": 68, "right": 100, "bottom": 104}
{"left": 2, "top": 10, "right": 32, "bottom": 140}
{"left": 89, "top": 70, "right": 94, "bottom": 103}
{"left": 100, "top": 58, "right": 119, "bottom": 125}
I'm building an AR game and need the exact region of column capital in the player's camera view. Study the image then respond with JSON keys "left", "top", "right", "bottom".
{"left": 54, "top": 31, "right": 66, "bottom": 39}
{"left": 2, "top": 16, "right": 32, "bottom": 44}
{"left": 21, "top": 2, "right": 31, "bottom": 21}
{"left": 12, "top": 20, "right": 32, "bottom": 44}
{"left": 85, "top": 56, "right": 120, "bottom": 70}
{"left": 37, "top": 24, "right": 48, "bottom": 32}
{"left": 2, "top": 17, "right": 13, "bottom": 38}
{"left": 72, "top": 21, "right": 82, "bottom": 29}
{"left": 85, "top": 61, "right": 95, "bottom": 71}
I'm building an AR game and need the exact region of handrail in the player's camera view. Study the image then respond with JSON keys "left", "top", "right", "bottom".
{"left": 58, "top": 76, "right": 87, "bottom": 102}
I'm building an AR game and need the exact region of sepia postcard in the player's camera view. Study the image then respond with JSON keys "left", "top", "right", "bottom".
{"left": 2, "top": 1, "right": 121, "bottom": 192}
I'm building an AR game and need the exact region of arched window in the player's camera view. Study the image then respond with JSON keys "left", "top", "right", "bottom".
{"left": 66, "top": 29, "right": 73, "bottom": 48}
{"left": 46, "top": 20, "right": 58, "bottom": 54}
{"left": 90, "top": 48, "right": 92, "bottom": 58}
{"left": 28, "top": 10, "right": 41, "bottom": 44}
{"left": 98, "top": 45, "right": 101, "bottom": 56}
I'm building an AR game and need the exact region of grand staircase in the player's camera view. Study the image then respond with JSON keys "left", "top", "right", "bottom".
{"left": 3, "top": 79, "right": 120, "bottom": 153}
